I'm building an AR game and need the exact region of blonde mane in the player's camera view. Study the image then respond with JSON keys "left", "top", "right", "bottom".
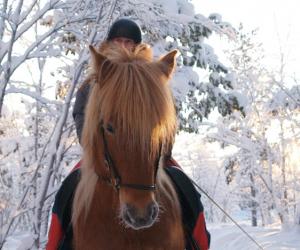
{"left": 73, "top": 43, "right": 177, "bottom": 223}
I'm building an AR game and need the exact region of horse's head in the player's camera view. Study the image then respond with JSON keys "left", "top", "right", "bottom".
{"left": 82, "top": 43, "right": 177, "bottom": 230}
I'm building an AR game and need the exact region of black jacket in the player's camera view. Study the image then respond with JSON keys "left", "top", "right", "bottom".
{"left": 72, "top": 83, "right": 90, "bottom": 143}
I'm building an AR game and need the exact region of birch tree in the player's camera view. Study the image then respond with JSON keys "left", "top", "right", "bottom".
{"left": 0, "top": 0, "right": 245, "bottom": 248}
{"left": 211, "top": 24, "right": 300, "bottom": 227}
{"left": 0, "top": 0, "right": 100, "bottom": 116}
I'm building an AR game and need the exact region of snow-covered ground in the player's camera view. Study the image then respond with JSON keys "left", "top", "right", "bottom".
{"left": 209, "top": 223, "right": 300, "bottom": 250}
{"left": 3, "top": 224, "right": 300, "bottom": 250}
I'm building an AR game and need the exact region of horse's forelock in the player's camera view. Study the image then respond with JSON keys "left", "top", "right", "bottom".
{"left": 86, "top": 43, "right": 176, "bottom": 161}
{"left": 96, "top": 42, "right": 153, "bottom": 63}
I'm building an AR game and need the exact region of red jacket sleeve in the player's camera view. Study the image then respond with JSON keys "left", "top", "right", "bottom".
{"left": 193, "top": 212, "right": 210, "bottom": 250}
{"left": 46, "top": 161, "right": 81, "bottom": 250}
{"left": 46, "top": 213, "right": 64, "bottom": 250}
{"left": 166, "top": 157, "right": 181, "bottom": 169}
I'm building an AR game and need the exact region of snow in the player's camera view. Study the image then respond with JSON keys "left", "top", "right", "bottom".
{"left": 172, "top": 66, "right": 199, "bottom": 100}
{"left": 209, "top": 223, "right": 300, "bottom": 250}
{"left": 209, "top": 13, "right": 222, "bottom": 24}
{"left": 2, "top": 233, "right": 35, "bottom": 250}
{"left": 3, "top": 224, "right": 300, "bottom": 250}
{"left": 227, "top": 90, "right": 249, "bottom": 110}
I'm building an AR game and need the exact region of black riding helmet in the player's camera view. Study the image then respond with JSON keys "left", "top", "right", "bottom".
{"left": 106, "top": 18, "right": 142, "bottom": 44}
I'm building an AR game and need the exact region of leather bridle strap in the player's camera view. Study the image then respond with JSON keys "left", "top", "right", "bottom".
{"left": 100, "top": 125, "right": 159, "bottom": 192}
{"left": 101, "top": 126, "right": 121, "bottom": 189}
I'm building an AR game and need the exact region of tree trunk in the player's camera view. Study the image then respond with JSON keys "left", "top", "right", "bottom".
{"left": 279, "top": 118, "right": 288, "bottom": 224}
{"left": 250, "top": 174, "right": 257, "bottom": 227}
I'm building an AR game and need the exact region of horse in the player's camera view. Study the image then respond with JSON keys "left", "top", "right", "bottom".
{"left": 71, "top": 42, "right": 185, "bottom": 250}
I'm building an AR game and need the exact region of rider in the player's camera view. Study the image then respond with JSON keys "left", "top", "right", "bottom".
{"left": 46, "top": 18, "right": 210, "bottom": 250}
{"left": 73, "top": 18, "right": 142, "bottom": 146}
{"left": 73, "top": 18, "right": 179, "bottom": 167}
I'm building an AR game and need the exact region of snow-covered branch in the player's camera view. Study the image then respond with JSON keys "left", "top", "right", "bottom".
{"left": 6, "top": 85, "right": 61, "bottom": 106}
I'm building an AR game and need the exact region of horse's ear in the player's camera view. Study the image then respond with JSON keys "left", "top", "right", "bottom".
{"left": 89, "top": 45, "right": 106, "bottom": 71}
{"left": 89, "top": 45, "right": 113, "bottom": 84}
{"left": 159, "top": 50, "right": 178, "bottom": 78}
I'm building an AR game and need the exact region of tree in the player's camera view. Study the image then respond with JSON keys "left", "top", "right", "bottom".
{"left": 209, "top": 24, "right": 277, "bottom": 226}
{"left": 0, "top": 0, "right": 106, "bottom": 116}
{"left": 268, "top": 81, "right": 300, "bottom": 225}
{"left": 211, "top": 23, "right": 300, "bottom": 227}
{"left": 0, "top": 0, "right": 245, "bottom": 248}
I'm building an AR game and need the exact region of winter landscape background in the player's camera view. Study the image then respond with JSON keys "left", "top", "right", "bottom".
{"left": 0, "top": 0, "right": 299, "bottom": 249}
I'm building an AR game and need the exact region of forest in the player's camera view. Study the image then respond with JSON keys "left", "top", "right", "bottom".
{"left": 0, "top": 0, "right": 299, "bottom": 249}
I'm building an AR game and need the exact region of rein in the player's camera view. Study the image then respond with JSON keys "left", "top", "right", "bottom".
{"left": 98, "top": 125, "right": 160, "bottom": 192}
{"left": 189, "top": 177, "right": 265, "bottom": 250}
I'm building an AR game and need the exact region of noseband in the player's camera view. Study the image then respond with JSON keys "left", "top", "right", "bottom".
{"left": 98, "top": 125, "right": 161, "bottom": 192}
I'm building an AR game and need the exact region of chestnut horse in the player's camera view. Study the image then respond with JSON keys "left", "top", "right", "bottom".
{"left": 72, "top": 43, "right": 185, "bottom": 250}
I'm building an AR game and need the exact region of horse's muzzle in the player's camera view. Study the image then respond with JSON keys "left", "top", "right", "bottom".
{"left": 122, "top": 202, "right": 159, "bottom": 230}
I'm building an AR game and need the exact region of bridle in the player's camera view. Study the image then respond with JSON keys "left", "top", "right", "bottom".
{"left": 97, "top": 124, "right": 161, "bottom": 192}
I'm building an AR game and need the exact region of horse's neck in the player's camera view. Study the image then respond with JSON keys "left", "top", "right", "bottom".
{"left": 93, "top": 182, "right": 118, "bottom": 211}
